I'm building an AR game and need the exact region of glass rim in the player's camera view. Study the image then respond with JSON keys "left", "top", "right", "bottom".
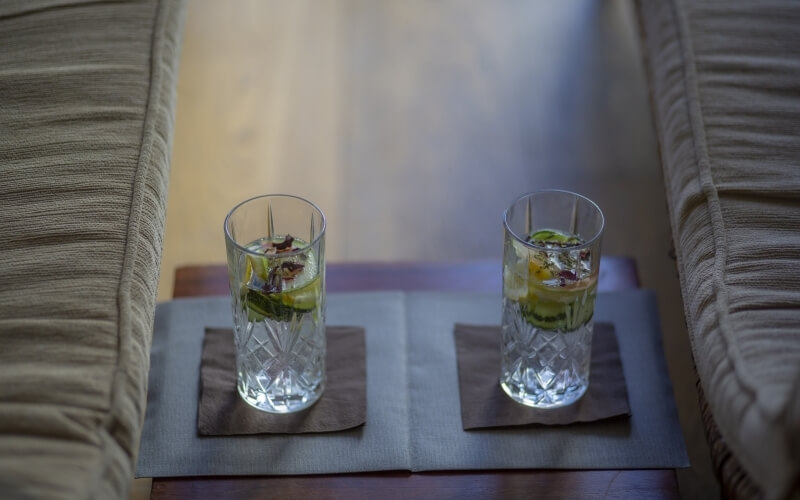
{"left": 224, "top": 193, "right": 327, "bottom": 258}
{"left": 503, "top": 189, "right": 604, "bottom": 251}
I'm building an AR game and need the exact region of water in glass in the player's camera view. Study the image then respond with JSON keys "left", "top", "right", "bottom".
{"left": 232, "top": 235, "right": 325, "bottom": 413}
{"left": 501, "top": 229, "right": 597, "bottom": 408}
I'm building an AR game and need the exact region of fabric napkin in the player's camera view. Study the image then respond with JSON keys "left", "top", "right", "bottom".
{"left": 454, "top": 322, "right": 630, "bottom": 430}
{"left": 199, "top": 326, "right": 366, "bottom": 435}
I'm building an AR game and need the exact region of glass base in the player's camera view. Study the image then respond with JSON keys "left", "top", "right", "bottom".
{"left": 500, "top": 378, "right": 588, "bottom": 409}
{"left": 238, "top": 382, "right": 325, "bottom": 414}
{"left": 234, "top": 305, "right": 326, "bottom": 414}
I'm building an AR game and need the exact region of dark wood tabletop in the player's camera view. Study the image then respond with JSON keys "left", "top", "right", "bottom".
{"left": 171, "top": 257, "right": 641, "bottom": 297}
{"left": 151, "top": 257, "right": 679, "bottom": 500}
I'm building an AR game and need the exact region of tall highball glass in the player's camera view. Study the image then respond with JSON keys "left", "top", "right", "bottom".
{"left": 224, "top": 194, "right": 326, "bottom": 413}
{"left": 501, "top": 190, "right": 604, "bottom": 408}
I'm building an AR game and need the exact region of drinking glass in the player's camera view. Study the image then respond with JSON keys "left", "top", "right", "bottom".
{"left": 224, "top": 194, "right": 326, "bottom": 413}
{"left": 500, "top": 190, "right": 604, "bottom": 408}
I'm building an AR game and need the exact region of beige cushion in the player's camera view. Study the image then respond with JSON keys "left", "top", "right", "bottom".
{"left": 638, "top": 0, "right": 800, "bottom": 497}
{"left": 0, "top": 0, "right": 184, "bottom": 498}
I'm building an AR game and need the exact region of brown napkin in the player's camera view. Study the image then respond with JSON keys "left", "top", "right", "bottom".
{"left": 454, "top": 322, "right": 630, "bottom": 430}
{"left": 199, "top": 326, "right": 366, "bottom": 435}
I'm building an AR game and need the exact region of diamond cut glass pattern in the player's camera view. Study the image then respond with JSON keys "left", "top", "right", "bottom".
{"left": 500, "top": 191, "right": 604, "bottom": 408}
{"left": 225, "top": 195, "right": 327, "bottom": 413}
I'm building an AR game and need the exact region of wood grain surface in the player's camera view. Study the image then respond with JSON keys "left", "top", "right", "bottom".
{"left": 152, "top": 470, "right": 679, "bottom": 500}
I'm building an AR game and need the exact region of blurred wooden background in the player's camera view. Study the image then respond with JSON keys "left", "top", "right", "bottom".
{"left": 156, "top": 1, "right": 717, "bottom": 497}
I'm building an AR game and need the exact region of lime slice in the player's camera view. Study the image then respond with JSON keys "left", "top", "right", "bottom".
{"left": 529, "top": 229, "right": 581, "bottom": 246}
{"left": 244, "top": 288, "right": 290, "bottom": 322}
{"left": 275, "top": 273, "right": 321, "bottom": 312}
{"left": 530, "top": 229, "right": 559, "bottom": 242}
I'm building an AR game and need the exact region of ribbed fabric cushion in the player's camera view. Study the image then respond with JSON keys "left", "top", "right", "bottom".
{"left": 0, "top": 1, "right": 184, "bottom": 498}
{"left": 637, "top": 1, "right": 800, "bottom": 498}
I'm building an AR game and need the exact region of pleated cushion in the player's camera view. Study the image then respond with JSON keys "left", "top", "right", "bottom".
{"left": 637, "top": 1, "right": 800, "bottom": 497}
{"left": 0, "top": 1, "right": 184, "bottom": 497}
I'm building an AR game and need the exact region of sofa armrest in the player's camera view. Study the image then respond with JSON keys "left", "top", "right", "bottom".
{"left": 0, "top": 1, "right": 185, "bottom": 498}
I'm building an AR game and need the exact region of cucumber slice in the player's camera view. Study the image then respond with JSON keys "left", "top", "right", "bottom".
{"left": 520, "top": 298, "right": 594, "bottom": 331}
{"left": 242, "top": 278, "right": 321, "bottom": 322}
{"left": 240, "top": 235, "right": 323, "bottom": 322}
{"left": 518, "top": 280, "right": 597, "bottom": 331}
{"left": 243, "top": 288, "right": 293, "bottom": 322}
{"left": 242, "top": 254, "right": 321, "bottom": 322}
{"left": 520, "top": 301, "right": 568, "bottom": 330}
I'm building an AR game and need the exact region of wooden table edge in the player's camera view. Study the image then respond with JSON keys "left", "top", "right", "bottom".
{"left": 172, "top": 256, "right": 641, "bottom": 298}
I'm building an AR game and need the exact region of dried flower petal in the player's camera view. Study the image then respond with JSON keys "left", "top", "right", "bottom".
{"left": 281, "top": 262, "right": 304, "bottom": 280}
{"left": 559, "top": 270, "right": 577, "bottom": 281}
{"left": 263, "top": 268, "right": 283, "bottom": 293}
{"left": 275, "top": 234, "right": 295, "bottom": 252}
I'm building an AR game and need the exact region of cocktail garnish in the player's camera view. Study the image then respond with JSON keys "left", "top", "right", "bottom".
{"left": 558, "top": 270, "right": 577, "bottom": 281}
{"left": 275, "top": 234, "right": 295, "bottom": 252}
{"left": 281, "top": 262, "right": 304, "bottom": 280}
{"left": 263, "top": 268, "right": 283, "bottom": 294}
{"left": 527, "top": 229, "right": 581, "bottom": 248}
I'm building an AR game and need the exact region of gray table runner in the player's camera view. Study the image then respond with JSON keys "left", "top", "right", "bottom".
{"left": 136, "top": 290, "right": 688, "bottom": 477}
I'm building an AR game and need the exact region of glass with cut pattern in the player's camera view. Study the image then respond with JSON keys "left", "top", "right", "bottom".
{"left": 224, "top": 194, "right": 326, "bottom": 413}
{"left": 501, "top": 190, "right": 604, "bottom": 408}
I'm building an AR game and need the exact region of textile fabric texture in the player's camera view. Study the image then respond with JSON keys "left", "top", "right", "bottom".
{"left": 0, "top": 1, "right": 185, "bottom": 498}
{"left": 454, "top": 323, "right": 630, "bottom": 430}
{"left": 199, "top": 326, "right": 367, "bottom": 435}
{"left": 637, "top": 0, "right": 800, "bottom": 497}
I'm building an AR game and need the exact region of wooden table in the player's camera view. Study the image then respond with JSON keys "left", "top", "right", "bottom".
{"left": 151, "top": 257, "right": 679, "bottom": 499}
